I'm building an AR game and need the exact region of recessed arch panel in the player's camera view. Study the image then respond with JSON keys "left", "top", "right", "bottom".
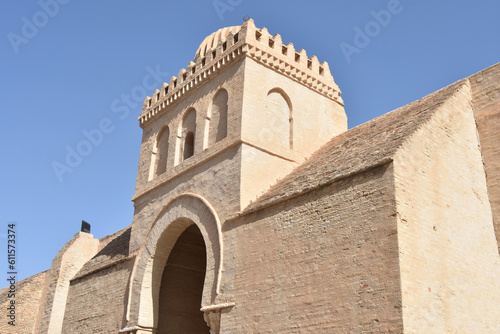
{"left": 266, "top": 88, "right": 293, "bottom": 149}
{"left": 209, "top": 88, "right": 229, "bottom": 146}
{"left": 155, "top": 126, "right": 170, "bottom": 176}
{"left": 125, "top": 194, "right": 222, "bottom": 330}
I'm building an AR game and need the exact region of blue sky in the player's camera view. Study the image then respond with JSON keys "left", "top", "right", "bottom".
{"left": 1, "top": 0, "right": 499, "bottom": 284}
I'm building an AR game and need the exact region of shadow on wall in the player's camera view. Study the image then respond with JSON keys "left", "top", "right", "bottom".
{"left": 93, "top": 228, "right": 131, "bottom": 260}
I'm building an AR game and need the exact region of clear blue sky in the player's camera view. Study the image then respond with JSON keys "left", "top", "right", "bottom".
{"left": 1, "top": 0, "right": 499, "bottom": 284}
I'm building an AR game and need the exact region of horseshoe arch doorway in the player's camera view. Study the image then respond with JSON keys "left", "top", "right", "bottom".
{"left": 157, "top": 224, "right": 210, "bottom": 333}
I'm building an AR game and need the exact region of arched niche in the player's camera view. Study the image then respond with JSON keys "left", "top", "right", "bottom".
{"left": 266, "top": 88, "right": 293, "bottom": 149}
{"left": 155, "top": 126, "right": 170, "bottom": 176}
{"left": 125, "top": 194, "right": 223, "bottom": 332}
{"left": 209, "top": 88, "right": 228, "bottom": 146}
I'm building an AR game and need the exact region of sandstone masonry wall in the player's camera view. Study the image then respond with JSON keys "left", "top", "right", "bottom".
{"left": 35, "top": 232, "right": 99, "bottom": 334}
{"left": 0, "top": 271, "right": 47, "bottom": 334}
{"left": 394, "top": 82, "right": 500, "bottom": 332}
{"left": 221, "top": 163, "right": 402, "bottom": 333}
{"left": 61, "top": 260, "right": 133, "bottom": 334}
{"left": 469, "top": 63, "right": 500, "bottom": 252}
{"left": 239, "top": 57, "right": 347, "bottom": 208}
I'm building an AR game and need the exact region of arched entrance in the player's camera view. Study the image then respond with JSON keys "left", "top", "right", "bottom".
{"left": 123, "top": 194, "right": 227, "bottom": 333}
{"left": 157, "top": 224, "right": 209, "bottom": 333}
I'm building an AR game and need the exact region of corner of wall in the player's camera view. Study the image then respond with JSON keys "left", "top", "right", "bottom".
{"left": 469, "top": 63, "right": 500, "bottom": 253}
{"left": 393, "top": 81, "right": 500, "bottom": 332}
{"left": 36, "top": 231, "right": 99, "bottom": 334}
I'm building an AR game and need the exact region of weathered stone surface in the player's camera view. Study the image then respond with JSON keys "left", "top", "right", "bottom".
{"left": 222, "top": 163, "right": 402, "bottom": 333}
{"left": 36, "top": 232, "right": 99, "bottom": 334}
{"left": 469, "top": 63, "right": 500, "bottom": 252}
{"left": 0, "top": 270, "right": 47, "bottom": 333}
{"left": 394, "top": 81, "right": 500, "bottom": 332}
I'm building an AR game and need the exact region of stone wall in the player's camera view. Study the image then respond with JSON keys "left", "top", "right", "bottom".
{"left": 221, "top": 163, "right": 402, "bottom": 333}
{"left": 0, "top": 271, "right": 47, "bottom": 333}
{"left": 36, "top": 232, "right": 99, "bottom": 334}
{"left": 469, "top": 63, "right": 500, "bottom": 252}
{"left": 394, "top": 81, "right": 500, "bottom": 333}
{"left": 239, "top": 57, "right": 347, "bottom": 208}
{"left": 130, "top": 144, "right": 242, "bottom": 254}
{"left": 59, "top": 227, "right": 132, "bottom": 333}
{"left": 61, "top": 260, "right": 133, "bottom": 334}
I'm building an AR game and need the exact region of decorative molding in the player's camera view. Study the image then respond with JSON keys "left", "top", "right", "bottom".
{"left": 246, "top": 44, "right": 342, "bottom": 104}
{"left": 118, "top": 325, "right": 155, "bottom": 333}
{"left": 138, "top": 45, "right": 244, "bottom": 128}
{"left": 138, "top": 19, "right": 343, "bottom": 128}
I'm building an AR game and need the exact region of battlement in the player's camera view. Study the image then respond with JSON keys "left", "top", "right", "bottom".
{"left": 139, "top": 19, "right": 343, "bottom": 127}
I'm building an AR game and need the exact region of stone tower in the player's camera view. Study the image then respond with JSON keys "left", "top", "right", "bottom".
{"left": 126, "top": 19, "right": 347, "bottom": 332}
{"left": 133, "top": 19, "right": 346, "bottom": 213}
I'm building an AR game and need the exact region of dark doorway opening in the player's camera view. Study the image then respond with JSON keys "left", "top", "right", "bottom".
{"left": 157, "top": 224, "right": 209, "bottom": 333}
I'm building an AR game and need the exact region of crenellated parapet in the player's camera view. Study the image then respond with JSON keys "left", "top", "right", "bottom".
{"left": 244, "top": 21, "right": 342, "bottom": 104}
{"left": 139, "top": 19, "right": 343, "bottom": 127}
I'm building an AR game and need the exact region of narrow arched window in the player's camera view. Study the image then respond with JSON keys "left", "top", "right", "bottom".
{"left": 156, "top": 126, "right": 169, "bottom": 175}
{"left": 183, "top": 131, "right": 194, "bottom": 160}
{"left": 209, "top": 89, "right": 228, "bottom": 146}
{"left": 180, "top": 108, "right": 196, "bottom": 162}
